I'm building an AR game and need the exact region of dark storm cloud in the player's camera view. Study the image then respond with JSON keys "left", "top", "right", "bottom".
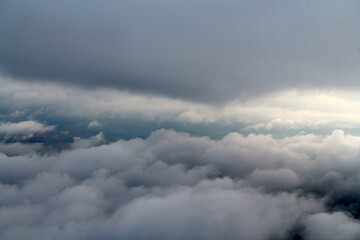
{"left": 0, "top": 0, "right": 359, "bottom": 102}
{"left": 3, "top": 129, "right": 360, "bottom": 239}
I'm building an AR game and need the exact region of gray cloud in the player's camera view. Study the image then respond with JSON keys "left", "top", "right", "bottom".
{"left": 108, "top": 182, "right": 317, "bottom": 240}
{"left": 0, "top": 120, "right": 54, "bottom": 156}
{"left": 304, "top": 212, "right": 360, "bottom": 240}
{"left": 0, "top": 0, "right": 359, "bottom": 102}
{"left": 2, "top": 129, "right": 360, "bottom": 239}
{"left": 71, "top": 132, "right": 105, "bottom": 150}
{"left": 0, "top": 142, "right": 43, "bottom": 156}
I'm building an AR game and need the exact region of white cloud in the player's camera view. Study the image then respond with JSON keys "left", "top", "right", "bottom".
{"left": 3, "top": 76, "right": 360, "bottom": 131}
{"left": 0, "top": 120, "right": 55, "bottom": 139}
{"left": 88, "top": 120, "right": 100, "bottom": 128}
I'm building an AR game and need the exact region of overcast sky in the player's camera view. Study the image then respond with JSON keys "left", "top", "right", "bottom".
{"left": 0, "top": 0, "right": 359, "bottom": 102}
{"left": 1, "top": 1, "right": 360, "bottom": 240}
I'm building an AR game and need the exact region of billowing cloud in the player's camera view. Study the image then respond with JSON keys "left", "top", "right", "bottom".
{"left": 0, "top": 0, "right": 359, "bottom": 102}
{"left": 1, "top": 1, "right": 360, "bottom": 237}
{"left": 0, "top": 142, "right": 43, "bottom": 156}
{"left": 304, "top": 212, "right": 360, "bottom": 240}
{"left": 2, "top": 129, "right": 360, "bottom": 239}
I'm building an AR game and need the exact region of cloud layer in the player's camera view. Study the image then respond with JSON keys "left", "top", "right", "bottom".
{"left": 1, "top": 1, "right": 360, "bottom": 238}
{"left": 3, "top": 76, "right": 360, "bottom": 133}
{"left": 0, "top": 0, "right": 359, "bottom": 102}
{"left": 2, "top": 129, "right": 360, "bottom": 239}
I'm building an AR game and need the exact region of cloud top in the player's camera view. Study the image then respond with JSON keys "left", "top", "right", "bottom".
{"left": 2, "top": 129, "right": 360, "bottom": 239}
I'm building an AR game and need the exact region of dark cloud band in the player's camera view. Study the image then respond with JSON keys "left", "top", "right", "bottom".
{"left": 0, "top": 0, "right": 359, "bottom": 102}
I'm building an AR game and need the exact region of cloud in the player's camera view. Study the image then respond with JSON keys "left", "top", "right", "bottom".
{"left": 3, "top": 76, "right": 360, "bottom": 132}
{"left": 109, "top": 180, "right": 318, "bottom": 240}
{"left": 304, "top": 212, "right": 360, "bottom": 240}
{"left": 246, "top": 168, "right": 300, "bottom": 191}
{"left": 2, "top": 129, "right": 360, "bottom": 239}
{"left": 0, "top": 142, "right": 43, "bottom": 156}
{"left": 0, "top": 120, "right": 55, "bottom": 139}
{"left": 2, "top": 1, "right": 360, "bottom": 238}
{"left": 88, "top": 120, "right": 100, "bottom": 128}
{"left": 71, "top": 132, "right": 105, "bottom": 149}
{"left": 0, "top": 0, "right": 359, "bottom": 102}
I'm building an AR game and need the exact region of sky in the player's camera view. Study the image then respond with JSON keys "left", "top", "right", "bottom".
{"left": 1, "top": 0, "right": 360, "bottom": 239}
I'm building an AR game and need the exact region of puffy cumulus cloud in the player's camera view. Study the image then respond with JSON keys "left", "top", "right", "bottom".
{"left": 0, "top": 0, "right": 359, "bottom": 102}
{"left": 3, "top": 129, "right": 360, "bottom": 239}
{"left": 109, "top": 181, "right": 318, "bottom": 240}
{"left": 0, "top": 120, "right": 55, "bottom": 139}
{"left": 0, "top": 180, "right": 319, "bottom": 240}
{"left": 4, "top": 76, "right": 360, "bottom": 131}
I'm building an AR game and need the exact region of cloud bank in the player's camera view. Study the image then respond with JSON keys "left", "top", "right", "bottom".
{"left": 3, "top": 76, "right": 360, "bottom": 132}
{"left": 0, "top": 0, "right": 359, "bottom": 102}
{"left": 2, "top": 129, "right": 360, "bottom": 239}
